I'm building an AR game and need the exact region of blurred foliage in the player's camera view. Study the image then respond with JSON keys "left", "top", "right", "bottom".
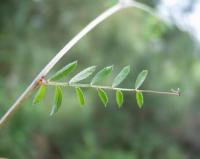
{"left": 0, "top": 0, "right": 200, "bottom": 159}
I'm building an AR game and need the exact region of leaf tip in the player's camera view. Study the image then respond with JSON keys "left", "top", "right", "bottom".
{"left": 144, "top": 69, "right": 148, "bottom": 74}
{"left": 109, "top": 65, "right": 114, "bottom": 70}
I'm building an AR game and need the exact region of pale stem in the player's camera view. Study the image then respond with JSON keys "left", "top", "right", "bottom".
{"left": 45, "top": 81, "right": 180, "bottom": 96}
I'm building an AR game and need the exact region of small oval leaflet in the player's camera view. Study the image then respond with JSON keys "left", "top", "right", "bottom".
{"left": 69, "top": 66, "right": 96, "bottom": 84}
{"left": 112, "top": 65, "right": 130, "bottom": 87}
{"left": 33, "top": 85, "right": 46, "bottom": 105}
{"left": 75, "top": 87, "right": 85, "bottom": 106}
{"left": 135, "top": 70, "right": 148, "bottom": 89}
{"left": 136, "top": 91, "right": 144, "bottom": 108}
{"left": 116, "top": 90, "right": 123, "bottom": 108}
{"left": 97, "top": 88, "right": 108, "bottom": 107}
{"left": 50, "top": 61, "right": 77, "bottom": 81}
{"left": 91, "top": 66, "right": 113, "bottom": 85}
{"left": 50, "top": 86, "right": 63, "bottom": 115}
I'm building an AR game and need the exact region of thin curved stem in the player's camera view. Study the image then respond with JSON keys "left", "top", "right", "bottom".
{"left": 0, "top": 1, "right": 158, "bottom": 128}
{"left": 45, "top": 81, "right": 180, "bottom": 96}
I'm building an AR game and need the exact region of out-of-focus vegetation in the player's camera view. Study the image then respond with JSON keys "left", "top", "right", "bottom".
{"left": 0, "top": 0, "right": 200, "bottom": 158}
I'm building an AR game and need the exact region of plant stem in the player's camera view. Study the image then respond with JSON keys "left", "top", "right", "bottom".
{"left": 0, "top": 1, "right": 159, "bottom": 129}
{"left": 45, "top": 81, "right": 180, "bottom": 96}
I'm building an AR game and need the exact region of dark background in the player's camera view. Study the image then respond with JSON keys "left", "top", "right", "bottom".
{"left": 0, "top": 0, "right": 200, "bottom": 158}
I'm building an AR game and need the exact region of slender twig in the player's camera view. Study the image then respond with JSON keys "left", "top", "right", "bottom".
{"left": 0, "top": 1, "right": 159, "bottom": 128}
{"left": 45, "top": 81, "right": 180, "bottom": 96}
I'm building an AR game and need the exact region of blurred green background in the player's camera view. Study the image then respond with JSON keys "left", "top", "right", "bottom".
{"left": 1, "top": 0, "right": 200, "bottom": 158}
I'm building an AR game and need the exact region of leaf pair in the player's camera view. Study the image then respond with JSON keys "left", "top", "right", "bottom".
{"left": 112, "top": 67, "right": 147, "bottom": 109}
{"left": 69, "top": 65, "right": 114, "bottom": 86}
{"left": 75, "top": 87, "right": 109, "bottom": 108}
{"left": 90, "top": 65, "right": 130, "bottom": 87}
{"left": 112, "top": 66, "right": 130, "bottom": 108}
{"left": 76, "top": 87, "right": 108, "bottom": 107}
{"left": 94, "top": 65, "right": 129, "bottom": 108}
{"left": 97, "top": 89, "right": 124, "bottom": 108}
{"left": 75, "top": 87, "right": 109, "bottom": 107}
{"left": 33, "top": 85, "right": 63, "bottom": 115}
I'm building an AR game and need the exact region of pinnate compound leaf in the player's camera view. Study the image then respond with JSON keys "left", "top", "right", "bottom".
{"left": 112, "top": 65, "right": 130, "bottom": 87}
{"left": 50, "top": 61, "right": 77, "bottom": 81}
{"left": 116, "top": 90, "right": 123, "bottom": 108}
{"left": 136, "top": 91, "right": 144, "bottom": 108}
{"left": 69, "top": 66, "right": 96, "bottom": 84}
{"left": 91, "top": 66, "right": 113, "bottom": 85}
{"left": 97, "top": 88, "right": 108, "bottom": 107}
{"left": 135, "top": 70, "right": 148, "bottom": 89}
{"left": 76, "top": 87, "right": 85, "bottom": 106}
{"left": 50, "top": 86, "right": 62, "bottom": 115}
{"left": 33, "top": 85, "right": 46, "bottom": 105}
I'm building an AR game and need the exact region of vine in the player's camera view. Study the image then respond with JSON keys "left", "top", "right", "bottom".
{"left": 0, "top": 0, "right": 179, "bottom": 128}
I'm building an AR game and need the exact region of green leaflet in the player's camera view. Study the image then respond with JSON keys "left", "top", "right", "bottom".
{"left": 50, "top": 86, "right": 63, "bottom": 115}
{"left": 136, "top": 91, "right": 144, "bottom": 108}
{"left": 69, "top": 66, "right": 96, "bottom": 84}
{"left": 91, "top": 66, "right": 113, "bottom": 85}
{"left": 50, "top": 61, "right": 77, "bottom": 81}
{"left": 116, "top": 90, "right": 123, "bottom": 108}
{"left": 33, "top": 85, "right": 46, "bottom": 105}
{"left": 135, "top": 70, "right": 148, "bottom": 89}
{"left": 76, "top": 87, "right": 85, "bottom": 106}
{"left": 112, "top": 65, "right": 130, "bottom": 87}
{"left": 97, "top": 88, "right": 108, "bottom": 107}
